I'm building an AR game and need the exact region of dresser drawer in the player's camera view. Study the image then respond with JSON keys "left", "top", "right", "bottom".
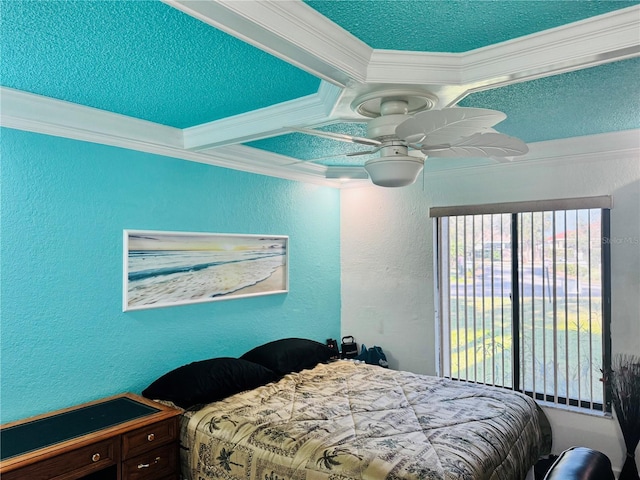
{"left": 122, "top": 442, "right": 178, "bottom": 480}
{"left": 2, "top": 437, "right": 118, "bottom": 480}
{"left": 122, "top": 417, "right": 177, "bottom": 460}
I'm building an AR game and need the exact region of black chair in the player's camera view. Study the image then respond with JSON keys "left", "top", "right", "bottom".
{"left": 544, "top": 446, "right": 615, "bottom": 480}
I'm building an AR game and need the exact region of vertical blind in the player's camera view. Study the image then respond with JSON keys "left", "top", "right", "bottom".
{"left": 432, "top": 196, "right": 611, "bottom": 411}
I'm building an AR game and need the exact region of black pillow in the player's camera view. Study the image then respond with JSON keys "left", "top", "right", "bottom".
{"left": 240, "top": 338, "right": 333, "bottom": 376}
{"left": 142, "top": 357, "right": 277, "bottom": 409}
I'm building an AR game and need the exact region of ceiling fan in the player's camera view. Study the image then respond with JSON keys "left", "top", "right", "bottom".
{"left": 291, "top": 90, "right": 529, "bottom": 187}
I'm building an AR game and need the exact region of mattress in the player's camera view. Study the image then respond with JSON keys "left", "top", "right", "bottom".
{"left": 180, "top": 360, "right": 548, "bottom": 480}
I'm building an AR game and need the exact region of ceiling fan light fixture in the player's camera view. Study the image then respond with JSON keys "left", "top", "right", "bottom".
{"left": 364, "top": 156, "right": 424, "bottom": 188}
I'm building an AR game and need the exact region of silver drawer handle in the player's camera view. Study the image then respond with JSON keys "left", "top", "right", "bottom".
{"left": 147, "top": 433, "right": 155, "bottom": 441}
{"left": 92, "top": 453, "right": 101, "bottom": 462}
{"left": 138, "top": 457, "right": 161, "bottom": 469}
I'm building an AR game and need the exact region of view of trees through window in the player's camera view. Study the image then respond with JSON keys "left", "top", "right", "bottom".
{"left": 438, "top": 208, "right": 608, "bottom": 411}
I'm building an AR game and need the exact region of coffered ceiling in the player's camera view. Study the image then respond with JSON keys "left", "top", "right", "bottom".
{"left": 2, "top": 1, "right": 639, "bottom": 187}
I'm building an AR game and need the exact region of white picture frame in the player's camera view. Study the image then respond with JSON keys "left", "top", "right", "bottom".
{"left": 123, "top": 230, "right": 288, "bottom": 311}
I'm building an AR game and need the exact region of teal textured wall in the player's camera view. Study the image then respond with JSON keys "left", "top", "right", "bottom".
{"left": 0, "top": 128, "right": 341, "bottom": 423}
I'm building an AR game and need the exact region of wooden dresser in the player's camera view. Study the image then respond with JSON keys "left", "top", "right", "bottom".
{"left": 0, "top": 393, "right": 181, "bottom": 480}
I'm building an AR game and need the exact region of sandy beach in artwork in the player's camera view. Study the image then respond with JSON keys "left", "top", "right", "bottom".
{"left": 229, "top": 265, "right": 286, "bottom": 297}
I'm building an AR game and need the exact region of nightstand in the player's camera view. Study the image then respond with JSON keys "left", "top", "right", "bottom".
{"left": 0, "top": 392, "right": 181, "bottom": 480}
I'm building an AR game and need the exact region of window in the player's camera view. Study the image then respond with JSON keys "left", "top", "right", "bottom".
{"left": 433, "top": 197, "right": 611, "bottom": 412}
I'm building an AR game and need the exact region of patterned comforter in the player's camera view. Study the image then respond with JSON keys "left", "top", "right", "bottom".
{"left": 180, "top": 361, "right": 548, "bottom": 480}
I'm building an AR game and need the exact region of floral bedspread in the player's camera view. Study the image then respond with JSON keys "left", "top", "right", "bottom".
{"left": 180, "top": 361, "right": 547, "bottom": 480}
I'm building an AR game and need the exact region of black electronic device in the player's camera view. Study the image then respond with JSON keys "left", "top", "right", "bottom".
{"left": 341, "top": 336, "right": 358, "bottom": 359}
{"left": 326, "top": 338, "right": 339, "bottom": 360}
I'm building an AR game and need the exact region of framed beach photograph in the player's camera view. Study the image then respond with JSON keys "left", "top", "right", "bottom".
{"left": 123, "top": 230, "right": 288, "bottom": 311}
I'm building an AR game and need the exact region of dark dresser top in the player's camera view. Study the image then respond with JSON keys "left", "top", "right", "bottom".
{"left": 1, "top": 396, "right": 160, "bottom": 460}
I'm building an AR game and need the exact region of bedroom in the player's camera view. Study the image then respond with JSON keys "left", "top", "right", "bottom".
{"left": 1, "top": 0, "right": 639, "bottom": 478}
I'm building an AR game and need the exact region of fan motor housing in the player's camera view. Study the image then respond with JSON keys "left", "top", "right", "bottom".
{"left": 367, "top": 114, "right": 408, "bottom": 139}
{"left": 379, "top": 142, "right": 408, "bottom": 157}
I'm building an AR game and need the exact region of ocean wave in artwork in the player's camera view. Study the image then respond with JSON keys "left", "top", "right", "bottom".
{"left": 126, "top": 249, "right": 285, "bottom": 307}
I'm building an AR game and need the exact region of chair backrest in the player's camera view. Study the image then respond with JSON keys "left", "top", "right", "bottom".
{"left": 544, "top": 447, "right": 614, "bottom": 480}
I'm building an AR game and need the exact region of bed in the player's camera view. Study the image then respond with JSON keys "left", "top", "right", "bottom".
{"left": 143, "top": 339, "right": 551, "bottom": 480}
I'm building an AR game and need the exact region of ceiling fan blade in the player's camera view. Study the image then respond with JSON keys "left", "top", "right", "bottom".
{"left": 281, "top": 153, "right": 355, "bottom": 165}
{"left": 422, "top": 132, "right": 529, "bottom": 158}
{"left": 346, "top": 147, "right": 381, "bottom": 157}
{"left": 280, "top": 148, "right": 379, "bottom": 165}
{"left": 289, "top": 127, "right": 381, "bottom": 147}
{"left": 396, "top": 107, "right": 507, "bottom": 146}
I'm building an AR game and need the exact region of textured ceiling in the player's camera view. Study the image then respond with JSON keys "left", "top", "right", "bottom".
{"left": 459, "top": 58, "right": 640, "bottom": 143}
{"left": 1, "top": 0, "right": 639, "bottom": 184}
{"left": 304, "top": 0, "right": 636, "bottom": 52}
{"left": 0, "top": 0, "right": 321, "bottom": 128}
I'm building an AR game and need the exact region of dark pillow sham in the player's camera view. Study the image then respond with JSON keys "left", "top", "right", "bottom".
{"left": 142, "top": 357, "right": 277, "bottom": 409}
{"left": 240, "top": 338, "right": 333, "bottom": 376}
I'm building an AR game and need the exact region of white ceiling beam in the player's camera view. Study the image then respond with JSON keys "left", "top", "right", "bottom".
{"left": 367, "top": 51, "right": 463, "bottom": 86}
{"left": 182, "top": 82, "right": 344, "bottom": 150}
{"left": 0, "top": 87, "right": 184, "bottom": 150}
{"left": 163, "top": 0, "right": 372, "bottom": 87}
{"left": 365, "top": 5, "right": 640, "bottom": 105}
{"left": 511, "top": 128, "right": 640, "bottom": 164}
{"left": 364, "top": 51, "right": 468, "bottom": 108}
{"left": 166, "top": 1, "right": 638, "bottom": 96}
{"left": 198, "top": 145, "right": 343, "bottom": 186}
{"left": 0, "top": 87, "right": 342, "bottom": 187}
{"left": 458, "top": 5, "right": 640, "bottom": 97}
